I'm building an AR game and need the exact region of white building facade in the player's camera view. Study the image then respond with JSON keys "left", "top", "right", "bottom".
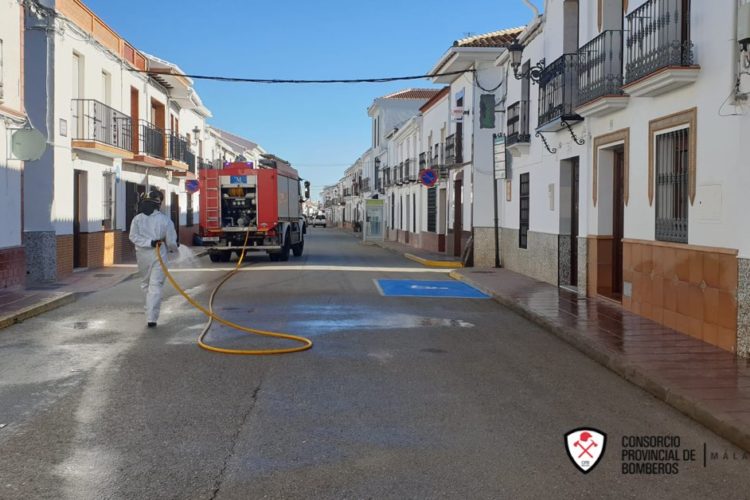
{"left": 495, "top": 0, "right": 750, "bottom": 355}
{"left": 0, "top": 0, "right": 26, "bottom": 288}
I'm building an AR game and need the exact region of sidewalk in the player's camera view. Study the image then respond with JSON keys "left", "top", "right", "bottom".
{"left": 451, "top": 267, "right": 750, "bottom": 452}
{"left": 367, "top": 237, "right": 463, "bottom": 268}
{"left": 0, "top": 264, "right": 138, "bottom": 330}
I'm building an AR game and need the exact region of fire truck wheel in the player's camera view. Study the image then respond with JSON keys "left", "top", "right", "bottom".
{"left": 269, "top": 252, "right": 280, "bottom": 262}
{"left": 292, "top": 240, "right": 304, "bottom": 257}
{"left": 279, "top": 230, "right": 291, "bottom": 262}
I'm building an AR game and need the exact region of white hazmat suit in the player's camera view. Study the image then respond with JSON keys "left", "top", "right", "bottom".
{"left": 129, "top": 209, "right": 178, "bottom": 325}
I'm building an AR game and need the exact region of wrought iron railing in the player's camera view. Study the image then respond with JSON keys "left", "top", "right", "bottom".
{"left": 506, "top": 100, "right": 530, "bottom": 145}
{"left": 71, "top": 99, "right": 131, "bottom": 150}
{"left": 139, "top": 120, "right": 165, "bottom": 158}
{"left": 538, "top": 54, "right": 580, "bottom": 127}
{"left": 404, "top": 159, "right": 411, "bottom": 182}
{"left": 625, "top": 0, "right": 693, "bottom": 85}
{"left": 578, "top": 30, "right": 625, "bottom": 104}
{"left": 197, "top": 156, "right": 213, "bottom": 170}
{"left": 445, "top": 134, "right": 456, "bottom": 165}
{"left": 418, "top": 152, "right": 426, "bottom": 170}
{"left": 168, "top": 132, "right": 194, "bottom": 169}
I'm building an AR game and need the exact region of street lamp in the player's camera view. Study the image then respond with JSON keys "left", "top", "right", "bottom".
{"left": 508, "top": 41, "right": 545, "bottom": 82}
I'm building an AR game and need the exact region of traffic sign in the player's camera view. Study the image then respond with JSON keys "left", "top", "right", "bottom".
{"left": 419, "top": 168, "right": 438, "bottom": 188}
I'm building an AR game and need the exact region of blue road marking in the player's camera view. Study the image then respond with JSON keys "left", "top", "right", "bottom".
{"left": 375, "top": 279, "right": 490, "bottom": 299}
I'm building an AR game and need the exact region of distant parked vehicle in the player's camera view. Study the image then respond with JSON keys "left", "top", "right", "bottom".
{"left": 312, "top": 214, "right": 327, "bottom": 228}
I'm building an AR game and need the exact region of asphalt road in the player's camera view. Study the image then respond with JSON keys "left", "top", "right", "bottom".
{"left": 0, "top": 228, "right": 748, "bottom": 499}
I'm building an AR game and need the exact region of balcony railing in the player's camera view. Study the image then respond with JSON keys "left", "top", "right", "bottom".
{"left": 418, "top": 152, "right": 426, "bottom": 170}
{"left": 578, "top": 30, "right": 624, "bottom": 104}
{"left": 445, "top": 134, "right": 456, "bottom": 165}
{"left": 625, "top": 0, "right": 693, "bottom": 85}
{"left": 506, "top": 100, "right": 530, "bottom": 145}
{"left": 71, "top": 99, "right": 132, "bottom": 150}
{"left": 197, "top": 156, "right": 213, "bottom": 170}
{"left": 538, "top": 53, "right": 580, "bottom": 127}
{"left": 404, "top": 159, "right": 411, "bottom": 181}
{"left": 139, "top": 120, "right": 165, "bottom": 159}
{"left": 168, "top": 132, "right": 194, "bottom": 169}
{"left": 362, "top": 178, "right": 371, "bottom": 192}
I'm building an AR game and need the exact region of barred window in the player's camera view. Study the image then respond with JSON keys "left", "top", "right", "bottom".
{"left": 427, "top": 187, "right": 437, "bottom": 232}
{"left": 519, "top": 173, "right": 530, "bottom": 249}
{"left": 655, "top": 128, "right": 689, "bottom": 243}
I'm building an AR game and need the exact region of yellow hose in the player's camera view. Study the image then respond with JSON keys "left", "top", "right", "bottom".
{"left": 155, "top": 229, "right": 313, "bottom": 355}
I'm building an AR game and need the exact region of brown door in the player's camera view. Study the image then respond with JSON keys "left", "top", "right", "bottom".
{"left": 570, "top": 159, "right": 579, "bottom": 287}
{"left": 453, "top": 179, "right": 463, "bottom": 257}
{"left": 612, "top": 149, "right": 625, "bottom": 298}
{"left": 170, "top": 192, "right": 180, "bottom": 244}
{"left": 130, "top": 87, "right": 139, "bottom": 153}
{"left": 73, "top": 170, "right": 86, "bottom": 268}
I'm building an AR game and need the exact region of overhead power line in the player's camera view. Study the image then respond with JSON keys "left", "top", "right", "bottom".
{"left": 131, "top": 68, "right": 475, "bottom": 84}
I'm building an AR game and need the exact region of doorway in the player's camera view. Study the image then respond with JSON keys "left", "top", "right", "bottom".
{"left": 170, "top": 192, "right": 180, "bottom": 244}
{"left": 559, "top": 158, "right": 579, "bottom": 288}
{"left": 611, "top": 148, "right": 625, "bottom": 299}
{"left": 453, "top": 177, "right": 463, "bottom": 257}
{"left": 73, "top": 170, "right": 87, "bottom": 268}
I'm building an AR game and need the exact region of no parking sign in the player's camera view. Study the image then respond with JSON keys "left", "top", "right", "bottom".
{"left": 419, "top": 168, "right": 437, "bottom": 188}
{"left": 186, "top": 179, "right": 200, "bottom": 194}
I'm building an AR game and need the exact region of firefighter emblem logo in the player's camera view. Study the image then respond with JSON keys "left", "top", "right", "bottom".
{"left": 565, "top": 428, "right": 606, "bottom": 473}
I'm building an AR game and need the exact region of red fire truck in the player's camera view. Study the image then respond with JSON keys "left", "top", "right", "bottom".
{"left": 196, "top": 159, "right": 308, "bottom": 262}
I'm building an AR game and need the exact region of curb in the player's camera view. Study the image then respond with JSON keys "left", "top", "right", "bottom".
{"left": 404, "top": 253, "right": 463, "bottom": 269}
{"left": 0, "top": 293, "right": 77, "bottom": 330}
{"left": 449, "top": 270, "right": 750, "bottom": 453}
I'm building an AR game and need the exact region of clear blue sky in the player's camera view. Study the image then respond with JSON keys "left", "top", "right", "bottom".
{"left": 85, "top": 0, "right": 540, "bottom": 199}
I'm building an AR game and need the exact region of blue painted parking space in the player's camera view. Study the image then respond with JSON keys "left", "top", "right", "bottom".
{"left": 375, "top": 279, "right": 490, "bottom": 299}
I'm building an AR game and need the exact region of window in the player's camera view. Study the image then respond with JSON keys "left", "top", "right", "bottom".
{"left": 519, "top": 173, "right": 530, "bottom": 248}
{"left": 102, "top": 172, "right": 114, "bottom": 230}
{"left": 655, "top": 128, "right": 689, "bottom": 243}
{"left": 427, "top": 187, "right": 437, "bottom": 232}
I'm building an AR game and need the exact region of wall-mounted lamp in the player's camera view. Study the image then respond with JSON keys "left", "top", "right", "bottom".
{"left": 191, "top": 126, "right": 201, "bottom": 145}
{"left": 508, "top": 41, "right": 545, "bottom": 83}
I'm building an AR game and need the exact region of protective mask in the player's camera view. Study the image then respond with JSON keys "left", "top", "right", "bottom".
{"left": 139, "top": 201, "right": 157, "bottom": 215}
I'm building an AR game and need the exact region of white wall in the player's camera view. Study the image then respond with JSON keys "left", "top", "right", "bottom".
{"left": 0, "top": 0, "right": 24, "bottom": 249}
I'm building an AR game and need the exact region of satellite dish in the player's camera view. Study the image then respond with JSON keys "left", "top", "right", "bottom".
{"left": 12, "top": 128, "right": 47, "bottom": 161}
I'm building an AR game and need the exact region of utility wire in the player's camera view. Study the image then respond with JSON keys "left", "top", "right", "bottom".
{"left": 129, "top": 68, "right": 475, "bottom": 84}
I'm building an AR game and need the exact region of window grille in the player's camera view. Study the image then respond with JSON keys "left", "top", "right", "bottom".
{"left": 655, "top": 128, "right": 689, "bottom": 243}
{"left": 427, "top": 187, "right": 437, "bottom": 233}
{"left": 519, "top": 173, "right": 530, "bottom": 249}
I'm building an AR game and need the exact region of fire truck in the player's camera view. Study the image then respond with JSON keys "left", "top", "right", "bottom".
{"left": 196, "top": 158, "right": 309, "bottom": 262}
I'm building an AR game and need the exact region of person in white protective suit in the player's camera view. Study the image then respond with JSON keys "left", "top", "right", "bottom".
{"left": 128, "top": 190, "right": 178, "bottom": 327}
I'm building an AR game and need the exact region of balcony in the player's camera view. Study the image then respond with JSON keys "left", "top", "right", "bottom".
{"left": 197, "top": 156, "right": 213, "bottom": 170}
{"left": 445, "top": 134, "right": 456, "bottom": 166}
{"left": 506, "top": 100, "right": 530, "bottom": 146}
{"left": 71, "top": 99, "right": 133, "bottom": 158}
{"left": 624, "top": 0, "right": 698, "bottom": 97}
{"left": 362, "top": 178, "right": 371, "bottom": 192}
{"left": 576, "top": 30, "right": 629, "bottom": 117}
{"left": 537, "top": 54, "right": 581, "bottom": 131}
{"left": 404, "top": 159, "right": 411, "bottom": 183}
{"left": 167, "top": 133, "right": 194, "bottom": 173}
{"left": 418, "top": 152, "right": 426, "bottom": 170}
{"left": 129, "top": 120, "right": 167, "bottom": 167}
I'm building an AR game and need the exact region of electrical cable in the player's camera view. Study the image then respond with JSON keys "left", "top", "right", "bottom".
{"left": 129, "top": 68, "right": 474, "bottom": 84}
{"left": 155, "top": 229, "right": 313, "bottom": 355}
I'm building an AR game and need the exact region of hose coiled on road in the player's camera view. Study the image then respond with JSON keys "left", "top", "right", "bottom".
{"left": 155, "top": 229, "right": 313, "bottom": 355}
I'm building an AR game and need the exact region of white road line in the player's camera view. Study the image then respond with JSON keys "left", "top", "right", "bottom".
{"left": 168, "top": 265, "right": 452, "bottom": 273}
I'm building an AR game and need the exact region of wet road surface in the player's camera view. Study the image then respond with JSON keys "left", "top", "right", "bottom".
{"left": 0, "top": 228, "right": 748, "bottom": 499}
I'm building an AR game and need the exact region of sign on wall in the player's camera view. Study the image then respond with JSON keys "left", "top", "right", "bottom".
{"left": 493, "top": 134, "right": 506, "bottom": 180}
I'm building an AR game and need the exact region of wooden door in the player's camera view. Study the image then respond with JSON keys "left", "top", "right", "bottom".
{"left": 612, "top": 149, "right": 625, "bottom": 298}
{"left": 453, "top": 179, "right": 463, "bottom": 256}
{"left": 570, "top": 159, "right": 579, "bottom": 286}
